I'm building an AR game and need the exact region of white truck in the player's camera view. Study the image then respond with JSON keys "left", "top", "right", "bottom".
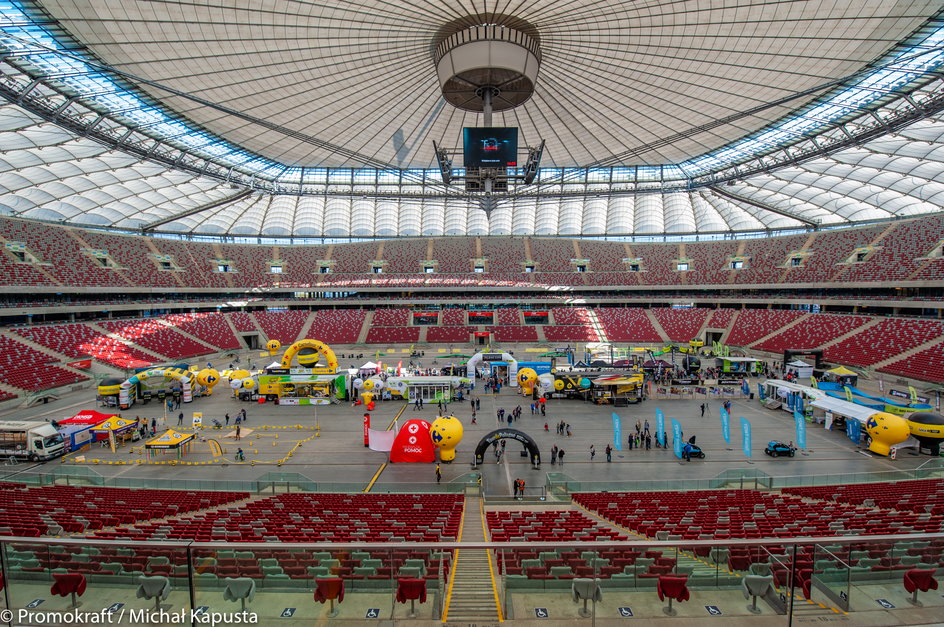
{"left": 0, "top": 421, "right": 66, "bottom": 462}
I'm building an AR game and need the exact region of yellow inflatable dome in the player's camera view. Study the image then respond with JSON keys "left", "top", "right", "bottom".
{"left": 430, "top": 415, "right": 464, "bottom": 462}
{"left": 266, "top": 339, "right": 281, "bottom": 355}
{"left": 517, "top": 368, "right": 537, "bottom": 394}
{"left": 865, "top": 412, "right": 910, "bottom": 456}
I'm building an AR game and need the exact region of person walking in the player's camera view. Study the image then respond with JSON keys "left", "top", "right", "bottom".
{"left": 540, "top": 403, "right": 546, "bottom": 417}
{"left": 551, "top": 445, "right": 558, "bottom": 465}
{"left": 566, "top": 424, "right": 572, "bottom": 437}
{"left": 557, "top": 448, "right": 565, "bottom": 465}
{"left": 471, "top": 409, "right": 477, "bottom": 425}
{"left": 700, "top": 403, "right": 706, "bottom": 417}
{"left": 435, "top": 463, "right": 442, "bottom": 484}
{"left": 177, "top": 412, "right": 184, "bottom": 427}
{"left": 150, "top": 417, "right": 157, "bottom": 435}
{"left": 645, "top": 434, "right": 652, "bottom": 450}
{"left": 544, "top": 421, "right": 549, "bottom": 432}
{"left": 476, "top": 398, "right": 480, "bottom": 411}
{"left": 628, "top": 434, "right": 634, "bottom": 451}
{"left": 240, "top": 408, "right": 247, "bottom": 423}
{"left": 235, "top": 425, "right": 241, "bottom": 441}
{"left": 605, "top": 444, "right": 612, "bottom": 462}
{"left": 590, "top": 444, "right": 596, "bottom": 460}
{"left": 644, "top": 419, "right": 650, "bottom": 436}
{"left": 413, "top": 397, "right": 421, "bottom": 411}
{"left": 225, "top": 413, "right": 230, "bottom": 426}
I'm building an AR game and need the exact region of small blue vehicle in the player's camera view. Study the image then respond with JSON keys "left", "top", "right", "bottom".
{"left": 764, "top": 441, "right": 796, "bottom": 457}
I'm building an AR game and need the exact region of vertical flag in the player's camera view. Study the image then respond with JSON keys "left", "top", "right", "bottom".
{"left": 671, "top": 418, "right": 683, "bottom": 459}
{"left": 611, "top": 413, "right": 623, "bottom": 451}
{"left": 655, "top": 409, "right": 666, "bottom": 447}
{"left": 786, "top": 393, "right": 795, "bottom": 411}
{"left": 908, "top": 386, "right": 918, "bottom": 405}
{"left": 844, "top": 386, "right": 854, "bottom": 403}
{"left": 810, "top": 376, "right": 818, "bottom": 388}
{"left": 740, "top": 417, "right": 752, "bottom": 458}
{"left": 846, "top": 418, "right": 861, "bottom": 445}
{"left": 793, "top": 410, "right": 807, "bottom": 449}
{"left": 719, "top": 406, "right": 731, "bottom": 444}
{"left": 757, "top": 384, "right": 766, "bottom": 401}
{"left": 740, "top": 379, "right": 750, "bottom": 396}
{"left": 796, "top": 396, "right": 804, "bottom": 414}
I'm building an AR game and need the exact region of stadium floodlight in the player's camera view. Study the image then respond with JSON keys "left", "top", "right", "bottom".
{"left": 432, "top": 140, "right": 452, "bottom": 185}
{"left": 523, "top": 140, "right": 545, "bottom": 184}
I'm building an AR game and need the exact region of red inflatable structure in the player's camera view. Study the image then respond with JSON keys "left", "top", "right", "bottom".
{"left": 390, "top": 419, "right": 435, "bottom": 463}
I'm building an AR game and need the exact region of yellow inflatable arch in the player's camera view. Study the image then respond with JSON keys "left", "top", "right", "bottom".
{"left": 280, "top": 339, "right": 339, "bottom": 374}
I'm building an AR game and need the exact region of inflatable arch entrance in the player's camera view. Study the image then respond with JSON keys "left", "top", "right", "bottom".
{"left": 119, "top": 367, "right": 192, "bottom": 408}
{"left": 473, "top": 428, "right": 541, "bottom": 468}
{"left": 280, "top": 339, "right": 339, "bottom": 374}
{"left": 466, "top": 351, "right": 519, "bottom": 387}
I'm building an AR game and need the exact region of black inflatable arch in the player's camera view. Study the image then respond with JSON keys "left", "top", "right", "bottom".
{"left": 473, "top": 429, "right": 541, "bottom": 468}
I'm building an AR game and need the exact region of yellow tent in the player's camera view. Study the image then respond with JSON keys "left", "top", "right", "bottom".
{"left": 145, "top": 429, "right": 195, "bottom": 460}
{"left": 827, "top": 366, "right": 858, "bottom": 376}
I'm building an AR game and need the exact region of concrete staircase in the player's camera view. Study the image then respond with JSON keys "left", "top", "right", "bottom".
{"left": 644, "top": 309, "right": 671, "bottom": 343}
{"left": 443, "top": 496, "right": 502, "bottom": 622}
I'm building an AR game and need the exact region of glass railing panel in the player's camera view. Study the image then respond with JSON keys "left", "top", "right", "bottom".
{"left": 812, "top": 543, "right": 851, "bottom": 611}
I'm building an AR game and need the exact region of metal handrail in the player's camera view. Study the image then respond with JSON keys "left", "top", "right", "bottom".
{"left": 3, "top": 531, "right": 942, "bottom": 551}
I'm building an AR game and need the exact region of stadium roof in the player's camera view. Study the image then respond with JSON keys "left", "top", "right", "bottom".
{"left": 1, "top": 1, "right": 943, "bottom": 237}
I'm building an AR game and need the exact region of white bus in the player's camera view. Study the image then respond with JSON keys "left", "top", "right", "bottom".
{"left": 0, "top": 421, "right": 66, "bottom": 462}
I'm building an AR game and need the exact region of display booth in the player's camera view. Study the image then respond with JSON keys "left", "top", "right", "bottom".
{"left": 258, "top": 371, "right": 342, "bottom": 405}
{"left": 144, "top": 429, "right": 195, "bottom": 461}
{"left": 591, "top": 374, "right": 645, "bottom": 405}
{"left": 118, "top": 367, "right": 193, "bottom": 409}
{"left": 466, "top": 351, "right": 519, "bottom": 387}
{"left": 91, "top": 416, "right": 140, "bottom": 448}
{"left": 715, "top": 357, "right": 764, "bottom": 376}
{"left": 785, "top": 360, "right": 814, "bottom": 380}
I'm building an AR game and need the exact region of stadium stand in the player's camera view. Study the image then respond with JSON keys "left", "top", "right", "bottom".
{"left": 486, "top": 510, "right": 625, "bottom": 542}
{"left": 596, "top": 308, "right": 662, "bottom": 342}
{"left": 530, "top": 238, "right": 575, "bottom": 272}
{"left": 440, "top": 309, "right": 467, "bottom": 326}
{"left": 427, "top": 327, "right": 472, "bottom": 343}
{"left": 432, "top": 237, "right": 477, "bottom": 273}
{"left": 650, "top": 308, "right": 710, "bottom": 342}
{"left": 372, "top": 309, "right": 410, "bottom": 326}
{"left": 253, "top": 310, "right": 310, "bottom": 345}
{"left": 878, "top": 343, "right": 944, "bottom": 383}
{"left": 99, "top": 319, "right": 213, "bottom": 360}
{"left": 365, "top": 326, "right": 420, "bottom": 344}
{"left": 0, "top": 335, "right": 86, "bottom": 391}
{"left": 227, "top": 312, "right": 258, "bottom": 333}
{"left": 825, "top": 319, "right": 944, "bottom": 367}
{"left": 13, "top": 323, "right": 154, "bottom": 369}
{"left": 161, "top": 313, "right": 242, "bottom": 351}
{"left": 383, "top": 239, "right": 428, "bottom": 274}
{"left": 489, "top": 326, "right": 538, "bottom": 342}
{"left": 725, "top": 310, "right": 807, "bottom": 347}
{"left": 706, "top": 308, "right": 736, "bottom": 329}
{"left": 305, "top": 310, "right": 368, "bottom": 344}
{"left": 753, "top": 313, "right": 872, "bottom": 353}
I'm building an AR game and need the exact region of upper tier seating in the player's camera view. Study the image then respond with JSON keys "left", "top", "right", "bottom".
{"left": 161, "top": 313, "right": 241, "bottom": 351}
{"left": 596, "top": 308, "right": 662, "bottom": 342}
{"left": 99, "top": 320, "right": 212, "bottom": 360}
{"left": 431, "top": 238, "right": 477, "bottom": 273}
{"left": 94, "top": 493, "right": 463, "bottom": 543}
{"left": 253, "top": 310, "right": 311, "bottom": 345}
{"left": 530, "top": 238, "right": 575, "bottom": 272}
{"left": 725, "top": 310, "right": 807, "bottom": 347}
{"left": 650, "top": 308, "right": 710, "bottom": 342}
{"left": 383, "top": 240, "right": 428, "bottom": 274}
{"left": 13, "top": 323, "right": 154, "bottom": 369}
{"left": 305, "top": 310, "right": 367, "bottom": 344}
{"left": 0, "top": 215, "right": 942, "bottom": 290}
{"left": 825, "top": 318, "right": 944, "bottom": 367}
{"left": 753, "top": 314, "right": 871, "bottom": 353}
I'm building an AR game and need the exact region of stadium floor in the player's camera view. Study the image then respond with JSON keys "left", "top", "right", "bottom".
{"left": 2, "top": 368, "right": 931, "bottom": 493}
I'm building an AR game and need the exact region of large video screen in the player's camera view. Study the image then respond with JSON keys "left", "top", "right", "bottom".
{"left": 463, "top": 127, "right": 518, "bottom": 168}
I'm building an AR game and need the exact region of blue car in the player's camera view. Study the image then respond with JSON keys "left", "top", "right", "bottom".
{"left": 764, "top": 441, "right": 796, "bottom": 457}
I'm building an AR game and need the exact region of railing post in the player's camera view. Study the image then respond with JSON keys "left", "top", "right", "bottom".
{"left": 186, "top": 543, "right": 197, "bottom": 626}
{"left": 788, "top": 543, "right": 797, "bottom": 627}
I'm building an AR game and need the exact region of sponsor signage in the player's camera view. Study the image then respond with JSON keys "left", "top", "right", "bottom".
{"left": 473, "top": 332, "right": 491, "bottom": 337}
{"left": 890, "top": 388, "right": 930, "bottom": 403}
{"left": 718, "top": 378, "right": 742, "bottom": 385}
{"left": 66, "top": 359, "right": 92, "bottom": 369}
{"left": 482, "top": 353, "right": 504, "bottom": 362}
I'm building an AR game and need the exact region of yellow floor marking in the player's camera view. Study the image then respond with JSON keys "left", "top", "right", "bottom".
{"left": 362, "top": 404, "right": 407, "bottom": 493}
{"left": 441, "top": 497, "right": 467, "bottom": 621}
{"left": 480, "top": 498, "right": 504, "bottom": 622}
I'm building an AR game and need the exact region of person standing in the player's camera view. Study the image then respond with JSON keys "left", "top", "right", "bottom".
{"left": 177, "top": 412, "right": 184, "bottom": 426}
{"left": 551, "top": 445, "right": 558, "bottom": 465}
{"left": 605, "top": 444, "right": 612, "bottom": 462}
{"left": 150, "top": 417, "right": 157, "bottom": 435}
{"left": 700, "top": 403, "right": 706, "bottom": 417}
{"left": 471, "top": 409, "right": 477, "bottom": 425}
{"left": 558, "top": 448, "right": 565, "bottom": 465}
{"left": 225, "top": 413, "right": 231, "bottom": 426}
{"left": 645, "top": 434, "right": 652, "bottom": 450}
{"left": 235, "top": 424, "right": 241, "bottom": 441}
{"left": 513, "top": 477, "right": 520, "bottom": 497}
{"left": 590, "top": 444, "right": 596, "bottom": 460}
{"left": 517, "top": 478, "right": 525, "bottom": 499}
{"left": 540, "top": 403, "right": 546, "bottom": 417}
{"left": 240, "top": 408, "right": 248, "bottom": 423}
{"left": 435, "top": 463, "right": 442, "bottom": 484}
